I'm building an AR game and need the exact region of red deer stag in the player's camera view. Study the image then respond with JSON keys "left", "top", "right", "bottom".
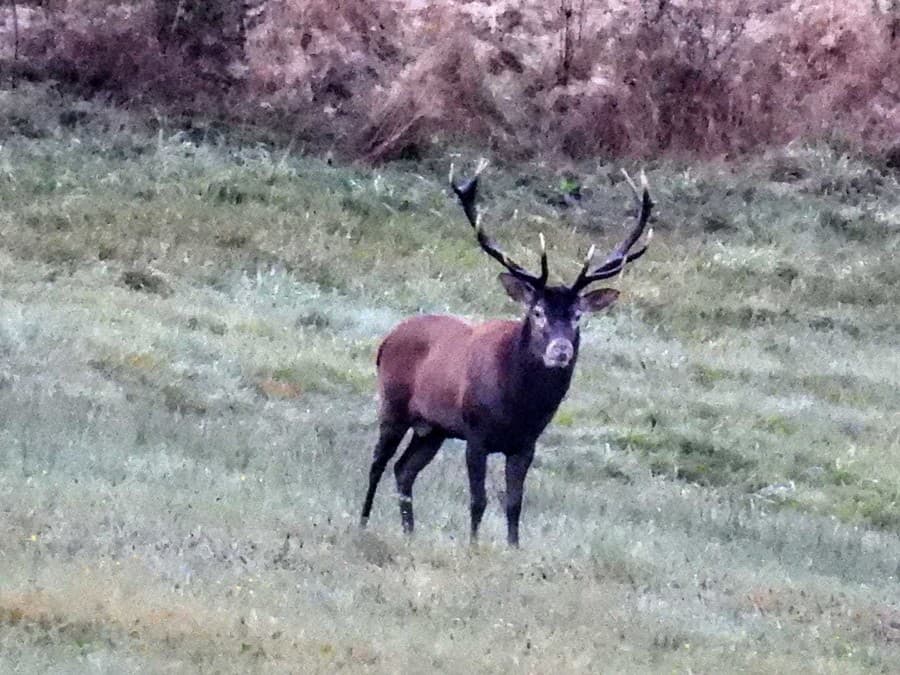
{"left": 360, "top": 160, "right": 653, "bottom": 546}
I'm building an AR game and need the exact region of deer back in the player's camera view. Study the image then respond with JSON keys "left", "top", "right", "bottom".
{"left": 376, "top": 314, "right": 525, "bottom": 439}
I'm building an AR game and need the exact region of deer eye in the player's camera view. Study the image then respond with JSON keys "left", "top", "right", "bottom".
{"left": 531, "top": 305, "right": 547, "bottom": 324}
{"left": 571, "top": 309, "right": 583, "bottom": 324}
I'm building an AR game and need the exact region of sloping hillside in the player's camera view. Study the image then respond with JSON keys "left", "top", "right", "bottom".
{"left": 0, "top": 87, "right": 898, "bottom": 671}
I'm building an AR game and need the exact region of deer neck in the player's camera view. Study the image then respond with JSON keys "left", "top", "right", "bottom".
{"left": 508, "top": 319, "right": 577, "bottom": 419}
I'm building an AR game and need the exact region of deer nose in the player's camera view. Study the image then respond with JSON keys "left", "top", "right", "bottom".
{"left": 544, "top": 338, "right": 574, "bottom": 368}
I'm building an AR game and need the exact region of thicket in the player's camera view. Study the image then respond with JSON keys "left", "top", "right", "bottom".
{"left": 1, "top": 0, "right": 898, "bottom": 162}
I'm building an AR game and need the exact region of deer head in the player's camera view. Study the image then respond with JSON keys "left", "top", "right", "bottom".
{"left": 450, "top": 159, "right": 653, "bottom": 369}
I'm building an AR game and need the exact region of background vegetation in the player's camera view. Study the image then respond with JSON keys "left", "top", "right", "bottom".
{"left": 1, "top": 1, "right": 899, "bottom": 161}
{"left": 0, "top": 1, "right": 898, "bottom": 672}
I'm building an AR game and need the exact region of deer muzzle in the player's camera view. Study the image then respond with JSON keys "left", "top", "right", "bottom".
{"left": 543, "top": 338, "right": 574, "bottom": 368}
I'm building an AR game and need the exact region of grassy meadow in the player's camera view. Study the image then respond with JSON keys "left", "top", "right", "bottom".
{"left": 1, "top": 84, "right": 899, "bottom": 672}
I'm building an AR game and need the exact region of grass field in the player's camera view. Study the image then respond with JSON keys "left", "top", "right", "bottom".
{"left": 1, "top": 84, "right": 899, "bottom": 672}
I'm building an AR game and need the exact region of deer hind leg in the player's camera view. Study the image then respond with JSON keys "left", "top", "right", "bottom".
{"left": 360, "top": 422, "right": 408, "bottom": 528}
{"left": 394, "top": 429, "right": 445, "bottom": 534}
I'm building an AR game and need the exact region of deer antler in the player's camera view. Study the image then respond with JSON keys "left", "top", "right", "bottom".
{"left": 570, "top": 169, "right": 654, "bottom": 293}
{"left": 450, "top": 159, "right": 548, "bottom": 288}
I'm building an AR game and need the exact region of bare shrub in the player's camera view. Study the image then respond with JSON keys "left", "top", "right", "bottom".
{"left": 2, "top": 0, "right": 898, "bottom": 161}
{"left": 242, "top": 0, "right": 403, "bottom": 150}
{"left": 760, "top": 2, "right": 900, "bottom": 148}
{"left": 154, "top": 0, "right": 249, "bottom": 88}
{"left": 549, "top": 0, "right": 785, "bottom": 157}
{"left": 359, "top": 31, "right": 513, "bottom": 162}
{"left": 551, "top": 0, "right": 899, "bottom": 158}
{"left": 613, "top": 1, "right": 761, "bottom": 154}
{"left": 12, "top": 1, "right": 231, "bottom": 105}
{"left": 246, "top": 0, "right": 399, "bottom": 99}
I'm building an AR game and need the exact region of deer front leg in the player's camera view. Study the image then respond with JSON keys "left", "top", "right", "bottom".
{"left": 465, "top": 443, "right": 488, "bottom": 544}
{"left": 505, "top": 447, "right": 535, "bottom": 547}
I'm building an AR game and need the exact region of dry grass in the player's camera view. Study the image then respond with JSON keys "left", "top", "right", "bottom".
{"left": 1, "top": 1, "right": 898, "bottom": 161}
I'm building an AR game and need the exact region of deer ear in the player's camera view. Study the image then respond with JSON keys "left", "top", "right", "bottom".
{"left": 499, "top": 273, "right": 535, "bottom": 306}
{"left": 578, "top": 288, "right": 619, "bottom": 313}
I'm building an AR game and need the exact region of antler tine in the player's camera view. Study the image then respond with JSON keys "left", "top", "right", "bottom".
{"left": 449, "top": 160, "right": 482, "bottom": 230}
{"left": 611, "top": 169, "right": 652, "bottom": 259}
{"left": 538, "top": 232, "right": 549, "bottom": 285}
{"left": 572, "top": 243, "right": 596, "bottom": 289}
{"left": 450, "top": 160, "right": 546, "bottom": 287}
{"left": 570, "top": 170, "right": 654, "bottom": 292}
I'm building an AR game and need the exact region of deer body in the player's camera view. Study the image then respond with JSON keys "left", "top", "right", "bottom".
{"left": 360, "top": 161, "right": 653, "bottom": 546}
{"left": 377, "top": 315, "right": 576, "bottom": 444}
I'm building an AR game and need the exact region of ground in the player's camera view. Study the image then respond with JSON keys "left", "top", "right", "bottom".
{"left": 0, "top": 85, "right": 899, "bottom": 672}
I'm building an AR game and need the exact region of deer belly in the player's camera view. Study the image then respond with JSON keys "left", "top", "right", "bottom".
{"left": 409, "top": 385, "right": 465, "bottom": 437}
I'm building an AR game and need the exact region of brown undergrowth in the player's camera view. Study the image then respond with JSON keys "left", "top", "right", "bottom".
{"left": 1, "top": 1, "right": 898, "bottom": 162}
